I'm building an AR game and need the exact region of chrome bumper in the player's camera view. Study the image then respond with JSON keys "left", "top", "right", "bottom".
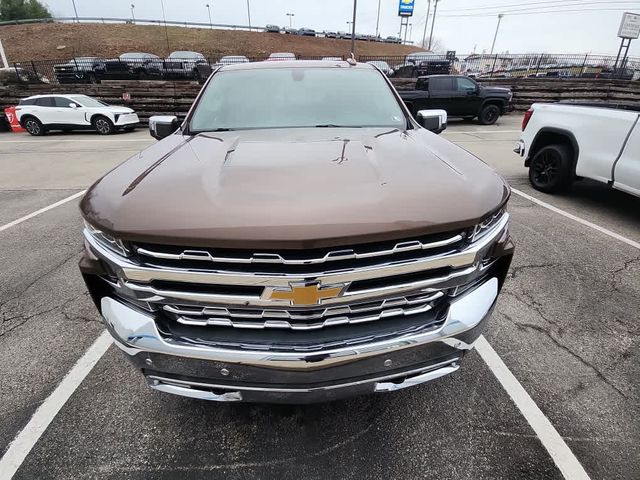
{"left": 100, "top": 277, "right": 498, "bottom": 402}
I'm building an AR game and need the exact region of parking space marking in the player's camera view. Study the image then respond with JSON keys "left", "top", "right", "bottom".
{"left": 0, "top": 331, "right": 113, "bottom": 480}
{"left": 512, "top": 188, "right": 640, "bottom": 250}
{"left": 445, "top": 129, "right": 520, "bottom": 134}
{"left": 475, "top": 336, "right": 591, "bottom": 480}
{"left": 0, "top": 190, "right": 86, "bottom": 233}
{"left": 0, "top": 138, "right": 152, "bottom": 144}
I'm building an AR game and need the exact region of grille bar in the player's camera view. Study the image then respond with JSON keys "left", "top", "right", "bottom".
{"left": 135, "top": 233, "right": 464, "bottom": 265}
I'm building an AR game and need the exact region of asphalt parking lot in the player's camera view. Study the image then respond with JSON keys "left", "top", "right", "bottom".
{"left": 0, "top": 114, "right": 638, "bottom": 480}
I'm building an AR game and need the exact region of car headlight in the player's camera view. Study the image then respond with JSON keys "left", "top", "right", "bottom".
{"left": 84, "top": 221, "right": 130, "bottom": 257}
{"left": 470, "top": 208, "right": 507, "bottom": 243}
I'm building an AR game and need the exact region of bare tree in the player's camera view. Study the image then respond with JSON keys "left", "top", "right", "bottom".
{"left": 420, "top": 36, "right": 445, "bottom": 53}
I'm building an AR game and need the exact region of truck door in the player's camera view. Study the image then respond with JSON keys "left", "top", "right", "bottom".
{"left": 613, "top": 117, "right": 640, "bottom": 197}
{"left": 425, "top": 76, "right": 456, "bottom": 113}
{"left": 452, "top": 77, "right": 482, "bottom": 117}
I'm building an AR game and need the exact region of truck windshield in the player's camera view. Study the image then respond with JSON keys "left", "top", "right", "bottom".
{"left": 189, "top": 67, "right": 407, "bottom": 132}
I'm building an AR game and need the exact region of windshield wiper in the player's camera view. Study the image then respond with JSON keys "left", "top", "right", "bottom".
{"left": 203, "top": 128, "right": 235, "bottom": 132}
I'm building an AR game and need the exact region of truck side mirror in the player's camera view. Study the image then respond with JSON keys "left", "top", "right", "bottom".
{"left": 417, "top": 109, "right": 447, "bottom": 134}
{"left": 149, "top": 115, "right": 179, "bottom": 140}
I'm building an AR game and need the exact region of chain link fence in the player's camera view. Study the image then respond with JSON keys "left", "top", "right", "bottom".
{"left": 3, "top": 52, "right": 639, "bottom": 86}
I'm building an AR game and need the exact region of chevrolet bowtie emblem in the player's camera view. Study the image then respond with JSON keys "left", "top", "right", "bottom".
{"left": 264, "top": 282, "right": 346, "bottom": 306}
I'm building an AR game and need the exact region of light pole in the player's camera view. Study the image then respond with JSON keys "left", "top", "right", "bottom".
{"left": 71, "top": 0, "right": 79, "bottom": 22}
{"left": 421, "top": 0, "right": 431, "bottom": 48}
{"left": 206, "top": 3, "right": 212, "bottom": 29}
{"left": 286, "top": 13, "right": 294, "bottom": 28}
{"left": 490, "top": 14, "right": 504, "bottom": 55}
{"left": 350, "top": 0, "right": 357, "bottom": 56}
{"left": 427, "top": 0, "right": 440, "bottom": 51}
{"left": 408, "top": 23, "right": 413, "bottom": 43}
{"left": 246, "top": 0, "right": 251, "bottom": 29}
{"left": 375, "top": 0, "right": 381, "bottom": 38}
{"left": 131, "top": 3, "right": 135, "bottom": 24}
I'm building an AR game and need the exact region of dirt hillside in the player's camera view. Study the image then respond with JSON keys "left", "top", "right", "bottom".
{"left": 0, "top": 23, "right": 424, "bottom": 61}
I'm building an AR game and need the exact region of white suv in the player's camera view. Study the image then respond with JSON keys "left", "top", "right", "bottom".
{"left": 16, "top": 94, "right": 139, "bottom": 136}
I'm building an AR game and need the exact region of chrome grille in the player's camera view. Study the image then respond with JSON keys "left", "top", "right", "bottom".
{"left": 163, "top": 291, "right": 445, "bottom": 331}
{"left": 85, "top": 211, "right": 509, "bottom": 336}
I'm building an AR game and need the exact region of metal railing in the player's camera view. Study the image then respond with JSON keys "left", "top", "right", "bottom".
{"left": 4, "top": 53, "right": 639, "bottom": 86}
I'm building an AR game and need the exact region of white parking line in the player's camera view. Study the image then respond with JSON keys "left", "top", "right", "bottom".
{"left": 0, "top": 138, "right": 151, "bottom": 144}
{"left": 475, "top": 336, "right": 591, "bottom": 480}
{"left": 0, "top": 190, "right": 86, "bottom": 233}
{"left": 512, "top": 188, "right": 640, "bottom": 250}
{"left": 445, "top": 129, "right": 520, "bottom": 134}
{"left": 0, "top": 331, "right": 113, "bottom": 480}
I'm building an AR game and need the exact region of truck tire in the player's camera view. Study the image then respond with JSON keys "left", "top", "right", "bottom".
{"left": 528, "top": 144, "right": 573, "bottom": 193}
{"left": 23, "top": 116, "right": 45, "bottom": 136}
{"left": 92, "top": 115, "right": 115, "bottom": 135}
{"left": 478, "top": 104, "right": 500, "bottom": 125}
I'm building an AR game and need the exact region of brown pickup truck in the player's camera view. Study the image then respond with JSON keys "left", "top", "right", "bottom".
{"left": 79, "top": 60, "right": 513, "bottom": 403}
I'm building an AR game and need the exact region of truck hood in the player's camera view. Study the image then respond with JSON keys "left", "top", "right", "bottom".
{"left": 481, "top": 86, "right": 512, "bottom": 97}
{"left": 81, "top": 128, "right": 509, "bottom": 249}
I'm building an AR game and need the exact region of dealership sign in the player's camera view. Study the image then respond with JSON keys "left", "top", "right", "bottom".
{"left": 618, "top": 12, "right": 640, "bottom": 39}
{"left": 398, "top": 0, "right": 415, "bottom": 17}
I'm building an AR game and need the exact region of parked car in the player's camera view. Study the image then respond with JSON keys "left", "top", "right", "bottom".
{"left": 164, "top": 51, "right": 209, "bottom": 81}
{"left": 53, "top": 57, "right": 105, "bottom": 84}
{"left": 284, "top": 27, "right": 298, "bottom": 35}
{"left": 366, "top": 60, "right": 394, "bottom": 76}
{"left": 398, "top": 75, "right": 513, "bottom": 125}
{"left": 0, "top": 67, "right": 49, "bottom": 85}
{"left": 297, "top": 27, "right": 316, "bottom": 37}
{"left": 338, "top": 31, "right": 351, "bottom": 39}
{"left": 16, "top": 94, "right": 139, "bottom": 136}
{"left": 515, "top": 103, "right": 640, "bottom": 196}
{"left": 265, "top": 24, "right": 280, "bottom": 33}
{"left": 385, "top": 36, "right": 402, "bottom": 44}
{"left": 102, "top": 52, "right": 163, "bottom": 80}
{"left": 324, "top": 31, "right": 338, "bottom": 38}
{"left": 393, "top": 58, "right": 452, "bottom": 78}
{"left": 78, "top": 60, "right": 513, "bottom": 403}
{"left": 218, "top": 55, "right": 250, "bottom": 65}
{"left": 267, "top": 52, "right": 297, "bottom": 61}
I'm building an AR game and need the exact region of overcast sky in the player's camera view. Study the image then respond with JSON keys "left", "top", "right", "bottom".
{"left": 43, "top": 0, "right": 640, "bottom": 56}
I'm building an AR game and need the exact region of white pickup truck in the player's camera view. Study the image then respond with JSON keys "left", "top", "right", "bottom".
{"left": 514, "top": 103, "right": 640, "bottom": 198}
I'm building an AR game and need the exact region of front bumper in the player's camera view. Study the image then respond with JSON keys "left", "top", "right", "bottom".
{"left": 99, "top": 277, "right": 500, "bottom": 403}
{"left": 114, "top": 113, "right": 140, "bottom": 127}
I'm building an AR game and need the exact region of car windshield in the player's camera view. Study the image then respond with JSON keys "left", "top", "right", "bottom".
{"left": 69, "top": 95, "right": 109, "bottom": 107}
{"left": 189, "top": 67, "right": 406, "bottom": 132}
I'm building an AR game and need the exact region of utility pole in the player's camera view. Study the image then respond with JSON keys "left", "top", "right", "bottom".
{"left": 350, "top": 0, "right": 357, "bottom": 56}
{"left": 408, "top": 23, "right": 413, "bottom": 43}
{"left": 131, "top": 3, "right": 135, "bottom": 24}
{"left": 490, "top": 14, "right": 504, "bottom": 54}
{"left": 71, "top": 0, "right": 79, "bottom": 22}
{"left": 421, "top": 0, "right": 431, "bottom": 48}
{"left": 246, "top": 0, "right": 252, "bottom": 29}
{"left": 428, "top": 0, "right": 440, "bottom": 51}
{"left": 286, "top": 13, "right": 294, "bottom": 28}
{"left": 375, "top": 0, "right": 381, "bottom": 38}
{"left": 206, "top": 4, "right": 212, "bottom": 29}
{"left": 160, "top": 0, "right": 170, "bottom": 53}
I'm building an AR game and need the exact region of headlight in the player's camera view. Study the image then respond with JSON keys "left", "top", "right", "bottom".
{"left": 84, "top": 221, "right": 130, "bottom": 257}
{"left": 470, "top": 208, "right": 507, "bottom": 243}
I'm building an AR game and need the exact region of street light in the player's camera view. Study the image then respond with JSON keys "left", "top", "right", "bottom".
{"left": 131, "top": 3, "right": 135, "bottom": 24}
{"left": 375, "top": 0, "right": 381, "bottom": 38}
{"left": 490, "top": 14, "right": 504, "bottom": 55}
{"left": 246, "top": 0, "right": 251, "bottom": 29}
{"left": 427, "top": 0, "right": 440, "bottom": 51}
{"left": 206, "top": 3, "right": 212, "bottom": 29}
{"left": 286, "top": 13, "right": 295, "bottom": 28}
{"left": 350, "top": 0, "right": 357, "bottom": 56}
{"left": 408, "top": 23, "right": 413, "bottom": 42}
{"left": 421, "top": 0, "right": 431, "bottom": 48}
{"left": 71, "top": 0, "right": 79, "bottom": 23}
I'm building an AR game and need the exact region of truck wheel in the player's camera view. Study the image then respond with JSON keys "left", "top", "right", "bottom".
{"left": 478, "top": 104, "right": 500, "bottom": 125}
{"left": 528, "top": 144, "right": 573, "bottom": 193}
{"left": 23, "top": 116, "right": 45, "bottom": 136}
{"left": 93, "top": 116, "right": 115, "bottom": 135}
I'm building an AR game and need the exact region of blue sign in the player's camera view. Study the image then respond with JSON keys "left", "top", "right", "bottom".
{"left": 398, "top": 0, "right": 415, "bottom": 17}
